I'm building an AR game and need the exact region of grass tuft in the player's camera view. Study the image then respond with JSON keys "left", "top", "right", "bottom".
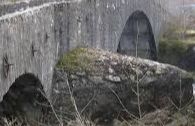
{"left": 56, "top": 48, "right": 92, "bottom": 72}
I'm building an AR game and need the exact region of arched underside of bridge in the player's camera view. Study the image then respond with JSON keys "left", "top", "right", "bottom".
{"left": 0, "top": 73, "right": 49, "bottom": 119}
{"left": 117, "top": 11, "right": 157, "bottom": 60}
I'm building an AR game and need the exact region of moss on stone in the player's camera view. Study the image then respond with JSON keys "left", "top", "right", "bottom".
{"left": 56, "top": 48, "right": 94, "bottom": 72}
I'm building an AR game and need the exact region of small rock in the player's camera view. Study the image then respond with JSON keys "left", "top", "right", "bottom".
{"left": 111, "top": 61, "right": 118, "bottom": 66}
{"left": 53, "top": 89, "right": 60, "bottom": 94}
{"left": 76, "top": 72, "right": 86, "bottom": 76}
{"left": 193, "top": 83, "right": 195, "bottom": 96}
{"left": 89, "top": 76, "right": 104, "bottom": 84}
{"left": 70, "top": 75, "right": 78, "bottom": 80}
{"left": 108, "top": 67, "right": 115, "bottom": 74}
{"left": 105, "top": 75, "right": 121, "bottom": 82}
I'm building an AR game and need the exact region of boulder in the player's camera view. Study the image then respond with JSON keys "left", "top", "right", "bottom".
{"left": 52, "top": 48, "right": 194, "bottom": 122}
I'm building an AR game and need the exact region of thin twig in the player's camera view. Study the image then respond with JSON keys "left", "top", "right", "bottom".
{"left": 65, "top": 77, "right": 84, "bottom": 126}
{"left": 81, "top": 93, "right": 96, "bottom": 114}
{"left": 108, "top": 87, "right": 138, "bottom": 120}
{"left": 136, "top": 18, "right": 142, "bottom": 119}
{"left": 38, "top": 89, "right": 63, "bottom": 126}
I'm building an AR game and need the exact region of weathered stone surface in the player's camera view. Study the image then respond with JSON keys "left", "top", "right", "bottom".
{"left": 52, "top": 48, "right": 194, "bottom": 122}
{"left": 0, "top": 0, "right": 169, "bottom": 102}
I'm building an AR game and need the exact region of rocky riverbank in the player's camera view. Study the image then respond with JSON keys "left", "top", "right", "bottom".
{"left": 52, "top": 48, "right": 194, "bottom": 125}
{"left": 0, "top": 48, "right": 194, "bottom": 126}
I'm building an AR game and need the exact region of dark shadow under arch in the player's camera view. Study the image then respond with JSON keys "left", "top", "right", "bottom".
{"left": 117, "top": 11, "right": 157, "bottom": 60}
{"left": 0, "top": 73, "right": 50, "bottom": 121}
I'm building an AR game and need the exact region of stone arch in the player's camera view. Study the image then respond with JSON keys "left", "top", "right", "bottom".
{"left": 0, "top": 73, "right": 49, "bottom": 119}
{"left": 117, "top": 10, "right": 157, "bottom": 60}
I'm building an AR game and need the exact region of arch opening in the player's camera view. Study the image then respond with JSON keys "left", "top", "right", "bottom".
{"left": 117, "top": 11, "right": 157, "bottom": 60}
{"left": 0, "top": 73, "right": 50, "bottom": 122}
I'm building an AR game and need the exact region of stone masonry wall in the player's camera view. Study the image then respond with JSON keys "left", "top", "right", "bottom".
{"left": 0, "top": 0, "right": 167, "bottom": 101}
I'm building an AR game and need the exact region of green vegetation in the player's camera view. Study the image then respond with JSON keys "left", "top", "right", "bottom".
{"left": 56, "top": 48, "right": 94, "bottom": 72}
{"left": 57, "top": 48, "right": 87, "bottom": 71}
{"left": 158, "top": 39, "right": 189, "bottom": 65}
{"left": 159, "top": 24, "right": 195, "bottom": 65}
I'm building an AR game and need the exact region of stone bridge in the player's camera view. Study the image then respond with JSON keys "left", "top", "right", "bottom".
{"left": 0, "top": 0, "right": 169, "bottom": 103}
